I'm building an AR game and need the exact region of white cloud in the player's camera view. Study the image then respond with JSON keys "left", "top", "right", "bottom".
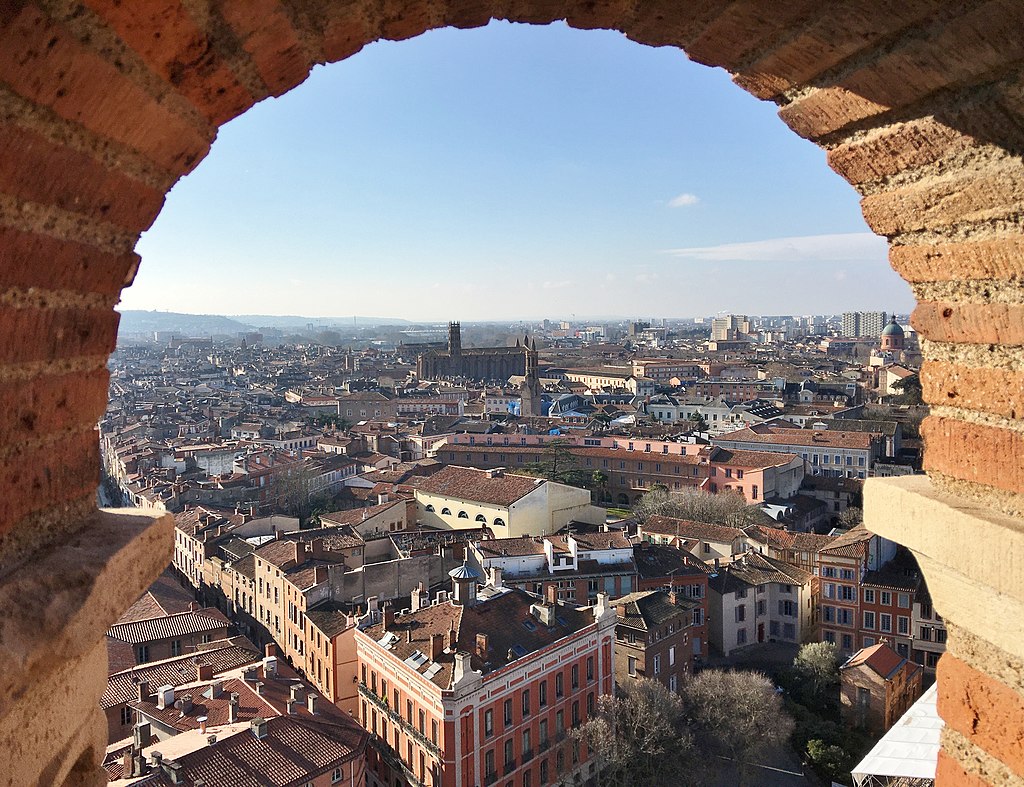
{"left": 663, "top": 232, "right": 886, "bottom": 262}
{"left": 543, "top": 280, "right": 571, "bottom": 290}
{"left": 668, "top": 193, "right": 700, "bottom": 208}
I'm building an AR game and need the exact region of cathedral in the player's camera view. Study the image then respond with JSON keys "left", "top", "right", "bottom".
{"left": 416, "top": 322, "right": 529, "bottom": 382}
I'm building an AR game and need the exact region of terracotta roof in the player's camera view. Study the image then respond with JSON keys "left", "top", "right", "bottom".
{"left": 820, "top": 524, "right": 875, "bottom": 557}
{"left": 474, "top": 536, "right": 547, "bottom": 558}
{"left": 117, "top": 571, "right": 195, "bottom": 624}
{"left": 320, "top": 499, "right": 405, "bottom": 528}
{"left": 715, "top": 425, "right": 875, "bottom": 450}
{"left": 643, "top": 515, "right": 745, "bottom": 544}
{"left": 611, "top": 590, "right": 695, "bottom": 631}
{"left": 708, "top": 448, "right": 802, "bottom": 468}
{"left": 104, "top": 643, "right": 260, "bottom": 708}
{"left": 743, "top": 524, "right": 837, "bottom": 553}
{"left": 361, "top": 589, "right": 596, "bottom": 689}
{"left": 842, "top": 642, "right": 912, "bottom": 681}
{"left": 632, "top": 543, "right": 715, "bottom": 580}
{"left": 108, "top": 608, "right": 230, "bottom": 646}
{"left": 709, "top": 552, "right": 812, "bottom": 594}
{"left": 413, "top": 465, "right": 543, "bottom": 506}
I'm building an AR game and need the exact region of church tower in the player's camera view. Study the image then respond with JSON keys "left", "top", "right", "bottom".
{"left": 520, "top": 338, "right": 542, "bottom": 417}
{"left": 448, "top": 322, "right": 462, "bottom": 358}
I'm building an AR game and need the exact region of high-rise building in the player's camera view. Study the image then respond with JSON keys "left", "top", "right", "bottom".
{"left": 842, "top": 311, "right": 887, "bottom": 338}
{"left": 711, "top": 314, "right": 749, "bottom": 341}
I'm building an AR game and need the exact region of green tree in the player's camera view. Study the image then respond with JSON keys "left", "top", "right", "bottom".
{"left": 890, "top": 373, "right": 923, "bottom": 405}
{"left": 689, "top": 411, "right": 709, "bottom": 432}
{"left": 792, "top": 641, "right": 842, "bottom": 710}
{"left": 806, "top": 739, "right": 854, "bottom": 785}
{"left": 591, "top": 469, "right": 610, "bottom": 503}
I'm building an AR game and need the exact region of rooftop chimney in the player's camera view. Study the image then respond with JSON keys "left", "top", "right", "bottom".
{"left": 251, "top": 718, "right": 268, "bottom": 740}
{"left": 430, "top": 632, "right": 445, "bottom": 660}
{"left": 228, "top": 693, "right": 239, "bottom": 723}
{"left": 411, "top": 582, "right": 426, "bottom": 612}
{"left": 490, "top": 566, "right": 503, "bottom": 589}
{"left": 198, "top": 715, "right": 208, "bottom": 734}
{"left": 133, "top": 722, "right": 151, "bottom": 752}
{"left": 452, "top": 651, "right": 473, "bottom": 685}
{"left": 545, "top": 584, "right": 558, "bottom": 605}
{"left": 265, "top": 642, "right": 278, "bottom": 658}
{"left": 290, "top": 684, "right": 305, "bottom": 704}
{"left": 263, "top": 656, "right": 278, "bottom": 679}
{"left": 136, "top": 680, "right": 150, "bottom": 703}
{"left": 306, "top": 693, "right": 318, "bottom": 715}
{"left": 286, "top": 699, "right": 296, "bottom": 715}
{"left": 475, "top": 633, "right": 490, "bottom": 660}
{"left": 254, "top": 681, "right": 265, "bottom": 696}
{"left": 150, "top": 752, "right": 163, "bottom": 769}
{"left": 383, "top": 602, "right": 395, "bottom": 631}
{"left": 156, "top": 685, "right": 174, "bottom": 710}
{"left": 197, "top": 663, "right": 213, "bottom": 682}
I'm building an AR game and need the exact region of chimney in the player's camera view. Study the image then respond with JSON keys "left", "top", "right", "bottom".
{"left": 156, "top": 685, "right": 175, "bottom": 710}
{"left": 411, "top": 582, "right": 426, "bottom": 612}
{"left": 198, "top": 715, "right": 208, "bottom": 734}
{"left": 546, "top": 584, "right": 558, "bottom": 605}
{"left": 290, "top": 684, "right": 305, "bottom": 704}
{"left": 228, "top": 693, "right": 240, "bottom": 723}
{"left": 452, "top": 651, "right": 472, "bottom": 684}
{"left": 286, "top": 699, "right": 296, "bottom": 715}
{"left": 293, "top": 540, "right": 304, "bottom": 565}
{"left": 254, "top": 681, "right": 265, "bottom": 696}
{"left": 174, "top": 695, "right": 193, "bottom": 716}
{"left": 264, "top": 643, "right": 278, "bottom": 658}
{"left": 490, "top": 566, "right": 503, "bottom": 589}
{"left": 475, "top": 633, "right": 490, "bottom": 660}
{"left": 150, "top": 752, "right": 163, "bottom": 769}
{"left": 263, "top": 655, "right": 278, "bottom": 679}
{"left": 251, "top": 717, "right": 268, "bottom": 740}
{"left": 136, "top": 680, "right": 150, "bottom": 703}
{"left": 197, "top": 663, "right": 213, "bottom": 682}
{"left": 314, "top": 564, "right": 329, "bottom": 585}
{"left": 430, "top": 632, "right": 445, "bottom": 660}
{"left": 383, "top": 602, "right": 395, "bottom": 631}
{"left": 306, "top": 693, "right": 318, "bottom": 715}
{"left": 133, "top": 722, "right": 151, "bottom": 752}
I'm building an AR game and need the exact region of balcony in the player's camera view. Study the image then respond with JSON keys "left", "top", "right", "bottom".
{"left": 357, "top": 683, "right": 441, "bottom": 757}
{"left": 504, "top": 758, "right": 517, "bottom": 775}
{"left": 483, "top": 770, "right": 498, "bottom": 786}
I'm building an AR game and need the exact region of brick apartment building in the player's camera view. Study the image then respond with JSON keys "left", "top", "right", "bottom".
{"left": 354, "top": 565, "right": 616, "bottom": 787}
{"left": 611, "top": 590, "right": 697, "bottom": 693}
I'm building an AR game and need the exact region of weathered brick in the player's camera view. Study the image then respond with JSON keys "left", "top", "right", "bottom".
{"left": 923, "top": 361, "right": 1024, "bottom": 420}
{"left": 779, "top": 87, "right": 890, "bottom": 141}
{"left": 321, "top": 5, "right": 377, "bottom": 63}
{"left": 619, "top": 0, "right": 731, "bottom": 49}
{"left": 938, "top": 655, "right": 1024, "bottom": 778}
{"left": 913, "top": 302, "right": 1024, "bottom": 346}
{"left": 734, "top": 1, "right": 943, "bottom": 100}
{"left": 0, "top": 369, "right": 109, "bottom": 446}
{"left": 0, "top": 226, "right": 138, "bottom": 295}
{"left": 891, "top": 237, "right": 1024, "bottom": 283}
{"left": 0, "top": 6, "right": 211, "bottom": 174}
{"left": 81, "top": 0, "right": 257, "bottom": 126}
{"left": 563, "top": 0, "right": 635, "bottom": 32}
{"left": 685, "top": 0, "right": 821, "bottom": 71}
{"left": 936, "top": 751, "right": 996, "bottom": 787}
{"left": 0, "top": 306, "right": 120, "bottom": 366}
{"left": 827, "top": 119, "right": 974, "bottom": 186}
{"left": 0, "top": 121, "right": 165, "bottom": 232}
{"left": 922, "top": 416, "right": 1024, "bottom": 497}
{"left": 861, "top": 167, "right": 1024, "bottom": 236}
{"left": 0, "top": 428, "right": 99, "bottom": 541}
{"left": 219, "top": 0, "right": 313, "bottom": 95}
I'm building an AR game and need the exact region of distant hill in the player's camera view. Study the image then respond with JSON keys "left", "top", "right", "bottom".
{"left": 116, "top": 310, "right": 414, "bottom": 337}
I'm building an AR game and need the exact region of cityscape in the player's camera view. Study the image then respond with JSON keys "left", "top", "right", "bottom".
{"left": 99, "top": 310, "right": 935, "bottom": 786}
{"left": 5, "top": 5, "right": 1022, "bottom": 787}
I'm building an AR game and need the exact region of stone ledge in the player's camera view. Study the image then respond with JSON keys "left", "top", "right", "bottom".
{"left": 0, "top": 507, "right": 172, "bottom": 784}
{"left": 865, "top": 476, "right": 1024, "bottom": 662}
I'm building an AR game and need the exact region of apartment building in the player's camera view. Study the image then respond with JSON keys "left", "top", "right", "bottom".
{"left": 638, "top": 515, "right": 747, "bottom": 563}
{"left": 707, "top": 552, "right": 813, "bottom": 656}
{"left": 469, "top": 531, "right": 637, "bottom": 604}
{"left": 611, "top": 590, "right": 697, "bottom": 693}
{"left": 839, "top": 643, "right": 923, "bottom": 735}
{"left": 354, "top": 566, "right": 616, "bottom": 787}
{"left": 713, "top": 423, "right": 885, "bottom": 479}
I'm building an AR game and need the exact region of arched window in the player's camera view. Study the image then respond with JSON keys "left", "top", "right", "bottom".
{"left": 617, "top": 493, "right": 629, "bottom": 505}
{"left": 441, "top": 508, "right": 451, "bottom": 516}
{"left": 475, "top": 514, "right": 487, "bottom": 523}
{"left": 493, "top": 518, "right": 506, "bottom": 528}
{"left": 425, "top": 504, "right": 435, "bottom": 513}
{"left": 458, "top": 511, "right": 469, "bottom": 519}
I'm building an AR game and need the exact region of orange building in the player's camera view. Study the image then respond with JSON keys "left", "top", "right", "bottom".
{"left": 354, "top": 565, "right": 617, "bottom": 787}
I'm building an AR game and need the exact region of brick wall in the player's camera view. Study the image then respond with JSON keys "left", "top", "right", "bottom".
{"left": 1, "top": 1, "right": 1024, "bottom": 783}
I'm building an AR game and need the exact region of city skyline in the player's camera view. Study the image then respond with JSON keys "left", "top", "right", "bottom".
{"left": 122, "top": 20, "right": 915, "bottom": 321}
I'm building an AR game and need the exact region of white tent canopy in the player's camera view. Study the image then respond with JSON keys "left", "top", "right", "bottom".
{"left": 852, "top": 684, "right": 942, "bottom": 787}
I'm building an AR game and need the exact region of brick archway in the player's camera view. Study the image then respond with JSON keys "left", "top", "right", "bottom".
{"left": 1, "top": 2, "right": 1023, "bottom": 784}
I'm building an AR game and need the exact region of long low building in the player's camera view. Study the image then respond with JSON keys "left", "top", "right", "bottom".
{"left": 713, "top": 423, "right": 885, "bottom": 479}
{"left": 438, "top": 441, "right": 803, "bottom": 507}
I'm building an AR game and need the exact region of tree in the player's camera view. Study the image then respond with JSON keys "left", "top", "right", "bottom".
{"left": 805, "top": 739, "right": 854, "bottom": 785}
{"left": 633, "top": 486, "right": 760, "bottom": 526}
{"left": 525, "top": 439, "right": 587, "bottom": 487}
{"left": 591, "top": 470, "right": 610, "bottom": 503}
{"left": 689, "top": 410, "right": 709, "bottom": 432}
{"left": 792, "top": 641, "right": 842, "bottom": 709}
{"left": 890, "top": 373, "right": 923, "bottom": 405}
{"left": 678, "top": 670, "right": 794, "bottom": 787}
{"left": 837, "top": 507, "right": 863, "bottom": 530}
{"left": 573, "top": 679, "right": 696, "bottom": 787}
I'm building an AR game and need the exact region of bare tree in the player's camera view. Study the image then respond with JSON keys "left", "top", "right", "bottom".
{"left": 679, "top": 670, "right": 794, "bottom": 787}
{"left": 573, "top": 679, "right": 696, "bottom": 787}
{"left": 634, "top": 486, "right": 760, "bottom": 527}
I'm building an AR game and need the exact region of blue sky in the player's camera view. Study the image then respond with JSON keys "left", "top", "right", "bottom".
{"left": 124, "top": 20, "right": 914, "bottom": 321}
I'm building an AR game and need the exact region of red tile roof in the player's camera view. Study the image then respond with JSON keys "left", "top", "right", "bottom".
{"left": 413, "top": 465, "right": 544, "bottom": 506}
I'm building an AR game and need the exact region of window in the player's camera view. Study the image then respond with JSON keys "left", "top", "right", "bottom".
{"left": 424, "top": 504, "right": 434, "bottom": 512}
{"left": 737, "top": 628, "right": 747, "bottom": 645}
{"left": 628, "top": 656, "right": 637, "bottom": 677}
{"left": 538, "top": 680, "right": 547, "bottom": 707}
{"left": 522, "top": 729, "right": 532, "bottom": 758}
{"left": 136, "top": 645, "right": 149, "bottom": 663}
{"left": 170, "top": 639, "right": 181, "bottom": 657}
{"left": 669, "top": 646, "right": 675, "bottom": 667}
{"left": 503, "top": 698, "right": 513, "bottom": 726}
{"left": 653, "top": 654, "right": 661, "bottom": 675}
{"left": 522, "top": 689, "right": 530, "bottom": 716}
{"left": 881, "top": 591, "right": 892, "bottom": 606}
{"left": 586, "top": 656, "right": 594, "bottom": 682}
{"left": 842, "top": 634, "right": 853, "bottom": 650}
{"left": 572, "top": 701, "right": 580, "bottom": 727}
{"left": 458, "top": 511, "right": 469, "bottom": 519}
{"left": 863, "top": 611, "right": 876, "bottom": 629}
{"left": 540, "top": 760, "right": 548, "bottom": 783}
{"left": 331, "top": 768, "right": 343, "bottom": 784}
{"left": 735, "top": 605, "right": 746, "bottom": 623}
{"left": 898, "top": 593, "right": 911, "bottom": 609}
{"left": 504, "top": 739, "right": 514, "bottom": 768}
{"left": 880, "top": 613, "right": 893, "bottom": 633}
{"left": 485, "top": 750, "right": 495, "bottom": 779}
{"left": 898, "top": 616, "right": 910, "bottom": 635}
{"left": 751, "top": 484, "right": 758, "bottom": 500}
{"left": 555, "top": 673, "right": 564, "bottom": 698}
{"left": 493, "top": 518, "right": 505, "bottom": 527}
{"left": 484, "top": 709, "right": 494, "bottom": 737}
{"left": 863, "top": 588, "right": 875, "bottom": 604}
{"left": 571, "top": 664, "right": 579, "bottom": 689}
{"left": 120, "top": 706, "right": 133, "bottom": 726}
{"left": 441, "top": 508, "right": 451, "bottom": 516}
